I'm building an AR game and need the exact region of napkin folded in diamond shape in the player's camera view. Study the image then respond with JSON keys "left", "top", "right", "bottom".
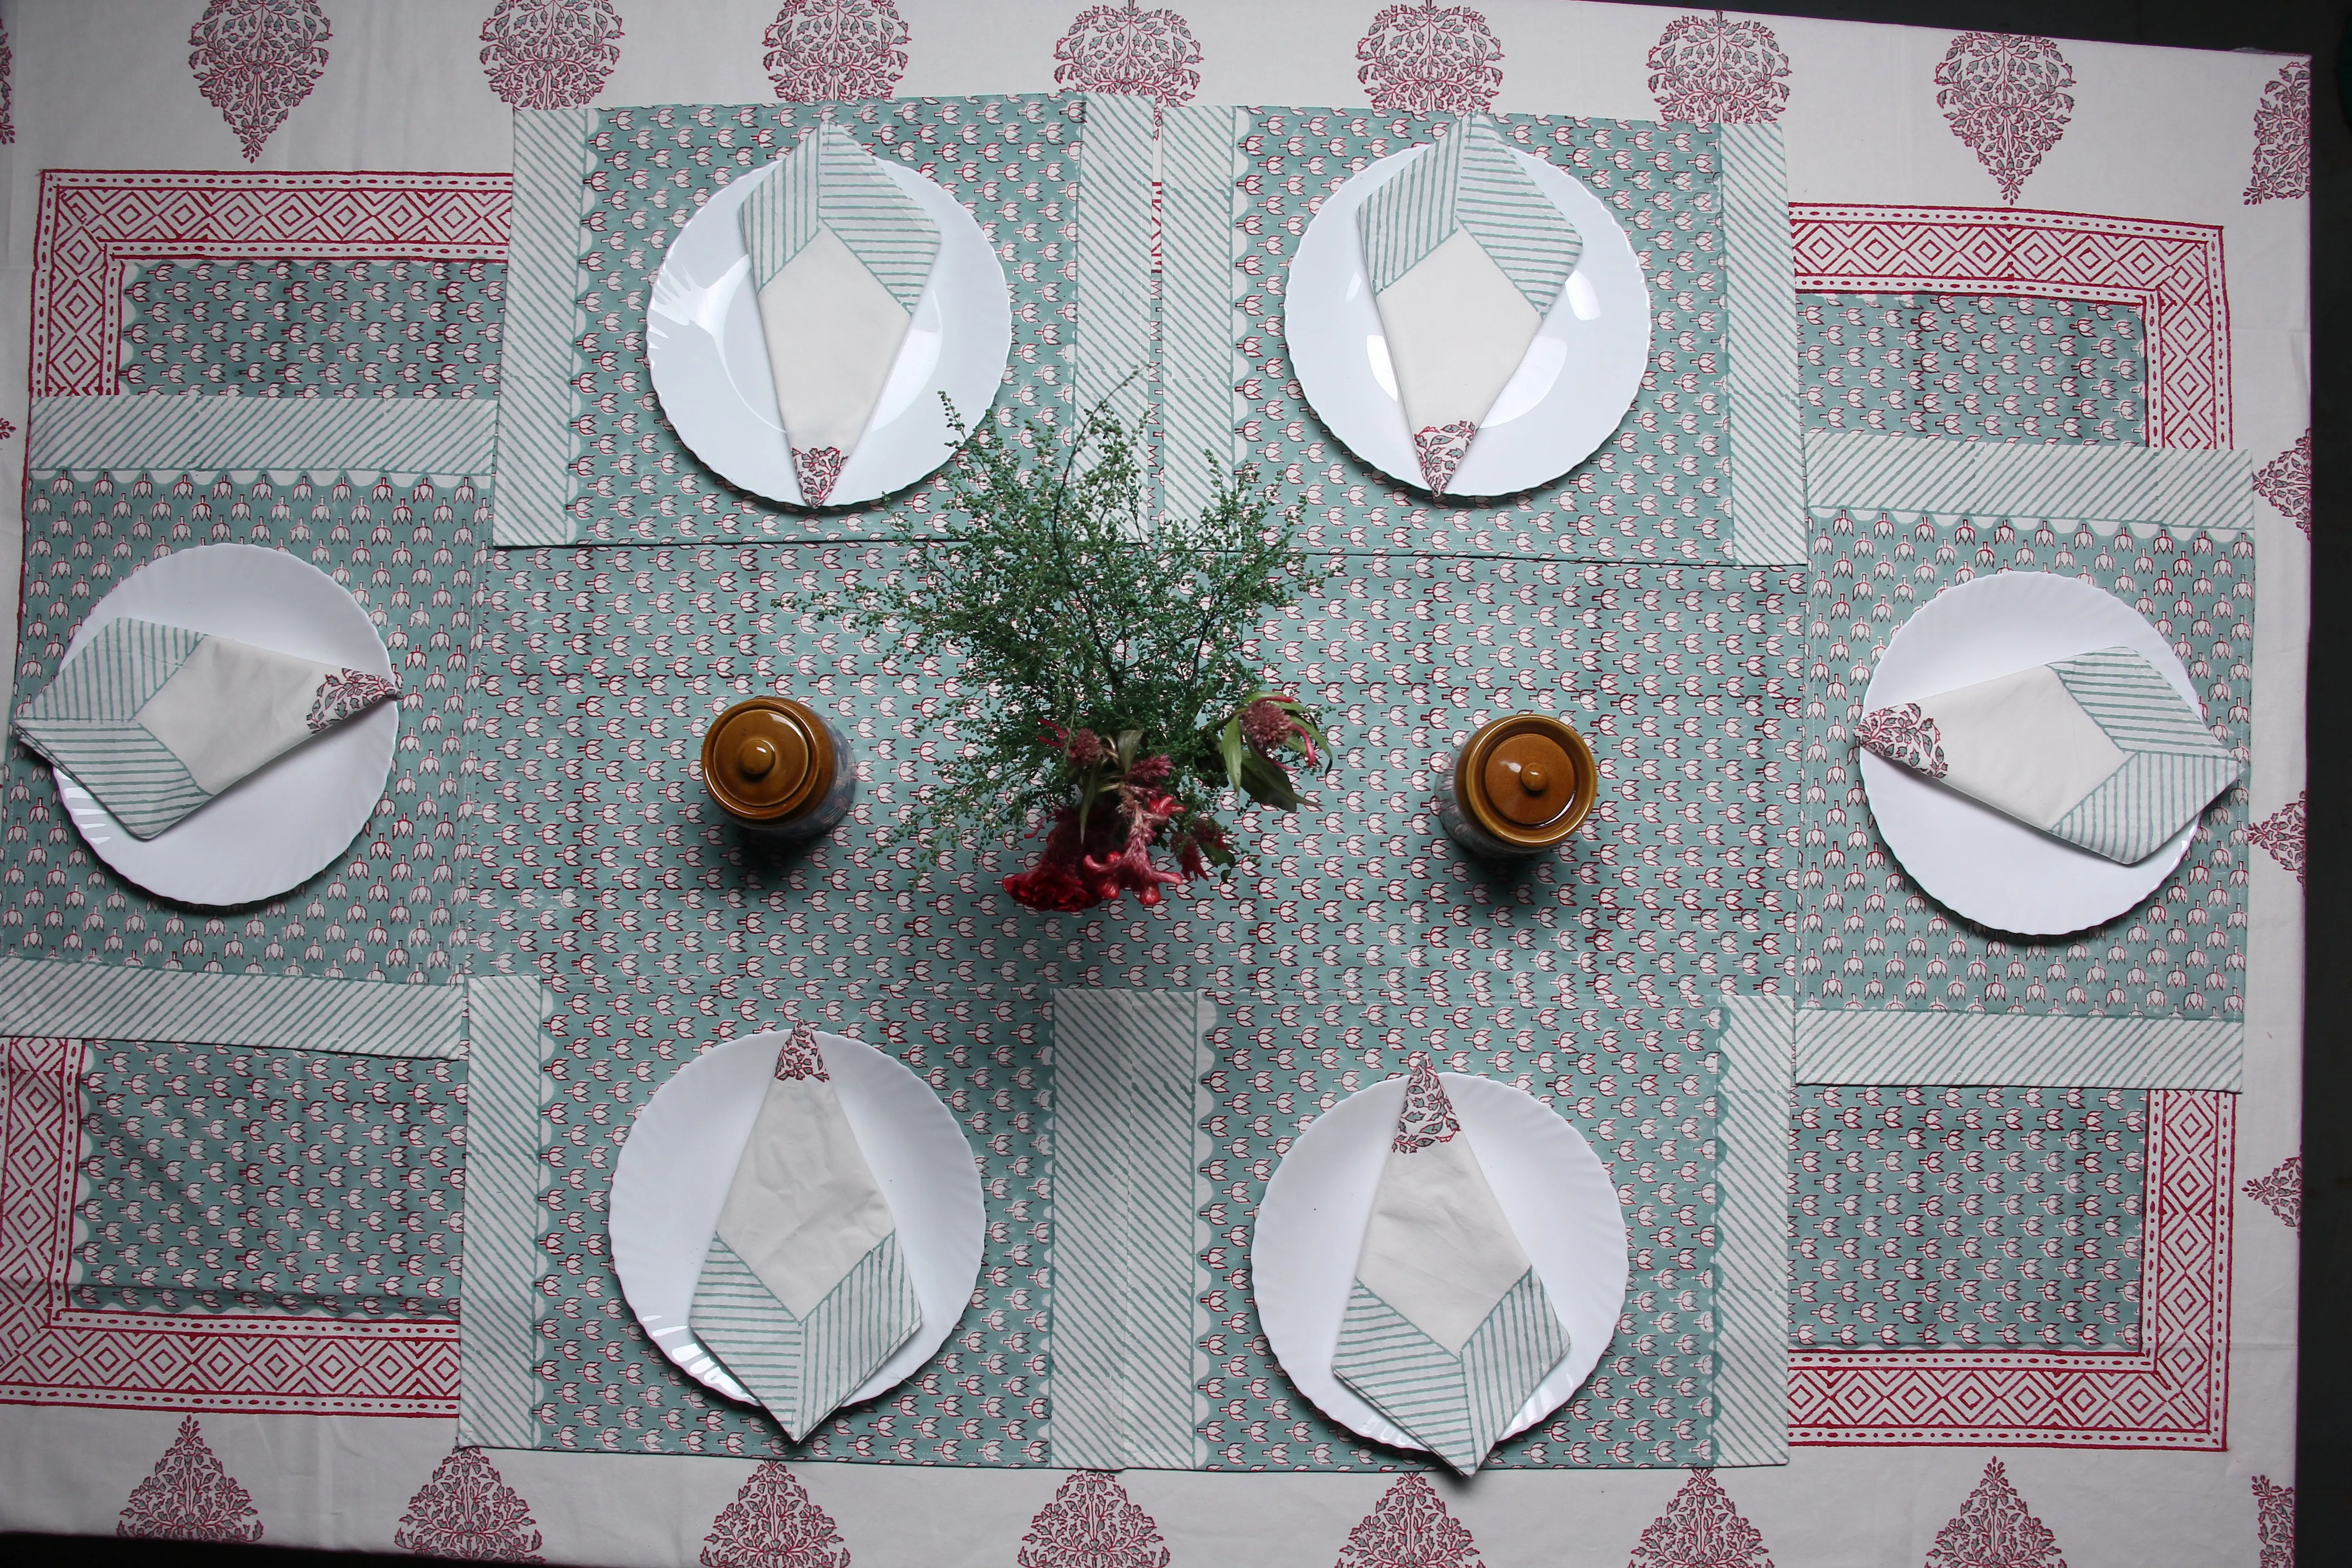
{"left": 739, "top": 123, "right": 941, "bottom": 507}
{"left": 11, "top": 617, "right": 397, "bottom": 839}
{"left": 1857, "top": 644, "right": 2241, "bottom": 864}
{"left": 1358, "top": 115, "right": 1582, "bottom": 495}
{"left": 1331, "top": 1054, "right": 1568, "bottom": 1473}
{"left": 689, "top": 1024, "right": 921, "bottom": 1441}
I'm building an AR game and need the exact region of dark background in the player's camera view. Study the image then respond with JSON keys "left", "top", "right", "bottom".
{"left": 4, "top": 2, "right": 2338, "bottom": 1563}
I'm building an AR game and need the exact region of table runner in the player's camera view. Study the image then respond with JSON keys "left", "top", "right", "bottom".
{"left": 0, "top": 4, "right": 2304, "bottom": 1565}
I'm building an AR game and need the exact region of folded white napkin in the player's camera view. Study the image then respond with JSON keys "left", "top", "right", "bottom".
{"left": 1858, "top": 643, "right": 2241, "bottom": 864}
{"left": 689, "top": 1024, "right": 921, "bottom": 1440}
{"left": 739, "top": 123, "right": 941, "bottom": 506}
{"left": 12, "top": 616, "right": 397, "bottom": 839}
{"left": 1358, "top": 116, "right": 1582, "bottom": 495}
{"left": 1331, "top": 1054, "right": 1568, "bottom": 1473}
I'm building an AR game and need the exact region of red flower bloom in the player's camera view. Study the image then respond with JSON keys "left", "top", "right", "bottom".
{"left": 1002, "top": 775, "right": 1186, "bottom": 913}
{"left": 1241, "top": 694, "right": 1320, "bottom": 767}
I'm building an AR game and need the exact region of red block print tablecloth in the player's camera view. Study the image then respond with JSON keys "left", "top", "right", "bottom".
{"left": 0, "top": 5, "right": 2306, "bottom": 1566}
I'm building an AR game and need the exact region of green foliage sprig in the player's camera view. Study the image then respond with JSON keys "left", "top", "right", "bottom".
{"left": 779, "top": 398, "right": 1328, "bottom": 900}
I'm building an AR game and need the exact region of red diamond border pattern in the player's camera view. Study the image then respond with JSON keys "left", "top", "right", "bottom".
{"left": 1788, "top": 1089, "right": 2233, "bottom": 1448}
{"left": 1, "top": 1035, "right": 458, "bottom": 1414}
{"left": 1790, "top": 204, "right": 2230, "bottom": 451}
{"left": 32, "top": 169, "right": 513, "bottom": 399}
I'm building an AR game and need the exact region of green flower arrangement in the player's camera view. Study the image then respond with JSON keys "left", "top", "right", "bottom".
{"left": 783, "top": 401, "right": 1329, "bottom": 911}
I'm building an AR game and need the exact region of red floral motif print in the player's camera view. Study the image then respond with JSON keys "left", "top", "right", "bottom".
{"left": 764, "top": 0, "right": 909, "bottom": 103}
{"left": 1392, "top": 1052, "right": 1460, "bottom": 1153}
{"left": 2252, "top": 1475, "right": 2294, "bottom": 1568}
{"left": 306, "top": 667, "right": 400, "bottom": 732}
{"left": 2254, "top": 431, "right": 2312, "bottom": 536}
{"left": 2245, "top": 62, "right": 2311, "bottom": 204}
{"left": 392, "top": 1449, "right": 545, "bottom": 1562}
{"left": 793, "top": 445, "right": 848, "bottom": 506}
{"left": 117, "top": 1416, "right": 264, "bottom": 1543}
{"left": 1411, "top": 421, "right": 1476, "bottom": 495}
{"left": 1356, "top": 3, "right": 1503, "bottom": 117}
{"left": 1335, "top": 1475, "right": 1482, "bottom": 1568}
{"left": 1054, "top": 5, "right": 1202, "bottom": 107}
{"left": 0, "top": 17, "right": 15, "bottom": 143}
{"left": 1627, "top": 1470, "right": 1772, "bottom": 1568}
{"left": 1646, "top": 14, "right": 1791, "bottom": 126}
{"left": 479, "top": 0, "right": 624, "bottom": 111}
{"left": 1925, "top": 1459, "right": 2066, "bottom": 1568}
{"left": 1017, "top": 1470, "right": 1169, "bottom": 1568}
{"left": 1855, "top": 702, "right": 1948, "bottom": 779}
{"left": 2249, "top": 790, "right": 2307, "bottom": 885}
{"left": 188, "top": 0, "right": 333, "bottom": 163}
{"left": 1933, "top": 32, "right": 2074, "bottom": 204}
{"left": 774, "top": 1020, "right": 830, "bottom": 1081}
{"left": 2245, "top": 1155, "right": 2301, "bottom": 1230}
{"left": 700, "top": 1463, "right": 848, "bottom": 1568}
{"left": 0, "top": 418, "right": 14, "bottom": 442}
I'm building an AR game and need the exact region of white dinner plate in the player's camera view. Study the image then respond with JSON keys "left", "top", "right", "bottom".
{"left": 49, "top": 543, "right": 397, "bottom": 908}
{"left": 610, "top": 1029, "right": 985, "bottom": 1412}
{"left": 647, "top": 153, "right": 1012, "bottom": 510}
{"left": 1861, "top": 570, "right": 2207, "bottom": 936}
{"left": 1287, "top": 140, "right": 1652, "bottom": 500}
{"left": 1252, "top": 1071, "right": 1629, "bottom": 1458}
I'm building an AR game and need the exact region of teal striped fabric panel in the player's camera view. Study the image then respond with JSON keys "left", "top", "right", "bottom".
{"left": 1156, "top": 104, "right": 1248, "bottom": 520}
{"left": 692, "top": 1237, "right": 807, "bottom": 1421}
{"left": 495, "top": 107, "right": 595, "bottom": 546}
{"left": 1046, "top": 988, "right": 1210, "bottom": 1470}
{"left": 30, "top": 393, "right": 499, "bottom": 477}
{"left": 1793, "top": 1008, "right": 2241, "bottom": 1092}
{"left": 1332, "top": 1268, "right": 1569, "bottom": 1474}
{"left": 2053, "top": 750, "right": 2243, "bottom": 863}
{"left": 1714, "top": 995, "right": 1794, "bottom": 1465}
{"left": 691, "top": 1230, "right": 920, "bottom": 1442}
{"left": 2053, "top": 647, "right": 2236, "bottom": 753}
{"left": 1719, "top": 123, "right": 1807, "bottom": 568}
{"left": 0, "top": 955, "right": 465, "bottom": 1058}
{"left": 1358, "top": 116, "right": 1581, "bottom": 314}
{"left": 1071, "top": 93, "right": 1158, "bottom": 441}
{"left": 741, "top": 124, "right": 940, "bottom": 311}
{"left": 14, "top": 618, "right": 211, "bottom": 837}
{"left": 2047, "top": 646, "right": 2239, "bottom": 863}
{"left": 455, "top": 975, "right": 555, "bottom": 1450}
{"left": 1802, "top": 428, "right": 2254, "bottom": 530}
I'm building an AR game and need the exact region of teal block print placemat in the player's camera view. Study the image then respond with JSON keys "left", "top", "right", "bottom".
{"left": 1235, "top": 110, "right": 1734, "bottom": 563}
{"left": 1789, "top": 1083, "right": 2146, "bottom": 1352}
{"left": 542, "top": 95, "right": 1077, "bottom": 545}
{"left": 453, "top": 544, "right": 1796, "bottom": 1465}
{"left": 1794, "top": 509, "right": 2250, "bottom": 1018}
{"left": 532, "top": 101, "right": 1760, "bottom": 565}
{"left": 70, "top": 1039, "right": 466, "bottom": 1320}
{"left": 2, "top": 470, "right": 491, "bottom": 980}
{"left": 1798, "top": 294, "right": 2145, "bottom": 445}
{"left": 121, "top": 260, "right": 505, "bottom": 400}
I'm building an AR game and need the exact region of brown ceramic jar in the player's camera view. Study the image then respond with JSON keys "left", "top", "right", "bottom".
{"left": 1435, "top": 713, "right": 1597, "bottom": 859}
{"left": 700, "top": 695, "right": 856, "bottom": 843}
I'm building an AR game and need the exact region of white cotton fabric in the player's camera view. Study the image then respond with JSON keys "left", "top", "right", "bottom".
{"left": 752, "top": 225, "right": 913, "bottom": 463}
{"left": 1353, "top": 1131, "right": 1534, "bottom": 1354}
{"left": 1377, "top": 228, "right": 1543, "bottom": 447}
{"left": 715, "top": 1072, "right": 900, "bottom": 1318}
{"left": 1915, "top": 664, "right": 2128, "bottom": 829}
{"left": 135, "top": 635, "right": 347, "bottom": 795}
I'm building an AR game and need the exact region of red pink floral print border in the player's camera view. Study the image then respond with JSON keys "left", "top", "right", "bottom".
{"left": 0, "top": 1035, "right": 456, "bottom": 1414}
{"left": 1788, "top": 1088, "right": 2231, "bottom": 1447}
{"left": 1789, "top": 204, "right": 2229, "bottom": 451}
{"left": 33, "top": 170, "right": 511, "bottom": 398}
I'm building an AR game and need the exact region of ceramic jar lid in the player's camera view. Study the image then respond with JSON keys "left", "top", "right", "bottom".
{"left": 1455, "top": 714, "right": 1596, "bottom": 849}
{"left": 701, "top": 696, "right": 835, "bottom": 823}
